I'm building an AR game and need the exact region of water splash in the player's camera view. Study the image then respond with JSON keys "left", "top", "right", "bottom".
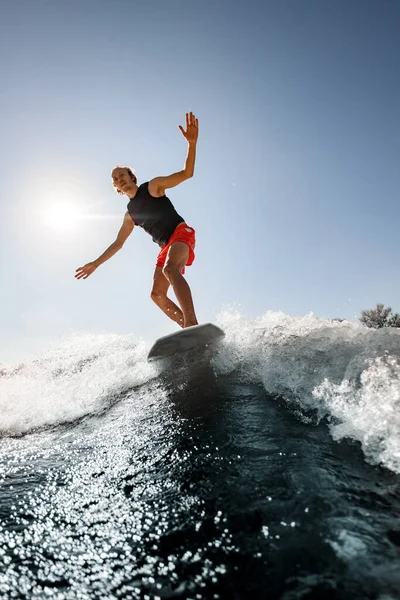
{"left": 213, "top": 308, "right": 400, "bottom": 473}
{"left": 314, "top": 355, "right": 400, "bottom": 473}
{"left": 1, "top": 309, "right": 399, "bottom": 473}
{"left": 0, "top": 333, "right": 156, "bottom": 436}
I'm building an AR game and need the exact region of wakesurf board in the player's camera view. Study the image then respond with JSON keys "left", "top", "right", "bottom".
{"left": 147, "top": 323, "right": 225, "bottom": 361}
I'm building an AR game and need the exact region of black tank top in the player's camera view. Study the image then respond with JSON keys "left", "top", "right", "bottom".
{"left": 126, "top": 182, "right": 185, "bottom": 246}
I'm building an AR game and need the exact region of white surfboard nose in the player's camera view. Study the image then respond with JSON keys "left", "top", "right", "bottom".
{"left": 147, "top": 323, "right": 225, "bottom": 361}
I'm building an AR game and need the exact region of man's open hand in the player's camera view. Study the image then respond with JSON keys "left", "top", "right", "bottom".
{"left": 179, "top": 112, "right": 198, "bottom": 144}
{"left": 75, "top": 262, "right": 97, "bottom": 280}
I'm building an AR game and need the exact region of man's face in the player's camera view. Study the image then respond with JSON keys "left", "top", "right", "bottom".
{"left": 112, "top": 168, "right": 136, "bottom": 195}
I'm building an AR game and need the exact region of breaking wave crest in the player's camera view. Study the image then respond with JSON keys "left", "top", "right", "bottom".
{"left": 1, "top": 309, "right": 399, "bottom": 473}
{"left": 212, "top": 309, "right": 400, "bottom": 474}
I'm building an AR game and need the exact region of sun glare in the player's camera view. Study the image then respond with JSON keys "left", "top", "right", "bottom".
{"left": 41, "top": 201, "right": 82, "bottom": 232}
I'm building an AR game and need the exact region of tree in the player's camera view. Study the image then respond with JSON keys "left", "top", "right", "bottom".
{"left": 360, "top": 303, "right": 400, "bottom": 329}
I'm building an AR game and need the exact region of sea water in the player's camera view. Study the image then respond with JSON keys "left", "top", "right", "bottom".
{"left": 0, "top": 310, "right": 399, "bottom": 599}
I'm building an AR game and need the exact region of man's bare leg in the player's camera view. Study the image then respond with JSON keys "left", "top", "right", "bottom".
{"left": 151, "top": 267, "right": 184, "bottom": 327}
{"left": 162, "top": 242, "right": 198, "bottom": 328}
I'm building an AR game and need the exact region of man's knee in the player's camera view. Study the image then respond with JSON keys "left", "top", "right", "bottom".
{"left": 162, "top": 264, "right": 182, "bottom": 282}
{"left": 151, "top": 290, "right": 166, "bottom": 306}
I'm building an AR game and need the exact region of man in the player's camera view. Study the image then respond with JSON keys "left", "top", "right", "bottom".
{"left": 75, "top": 112, "right": 199, "bottom": 329}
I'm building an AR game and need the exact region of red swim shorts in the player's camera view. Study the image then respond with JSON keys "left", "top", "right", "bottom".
{"left": 156, "top": 223, "right": 196, "bottom": 273}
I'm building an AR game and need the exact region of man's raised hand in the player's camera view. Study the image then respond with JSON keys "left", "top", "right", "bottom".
{"left": 179, "top": 112, "right": 199, "bottom": 144}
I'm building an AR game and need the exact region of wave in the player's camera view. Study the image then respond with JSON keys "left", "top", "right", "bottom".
{"left": 0, "top": 333, "right": 155, "bottom": 436}
{"left": 1, "top": 309, "right": 399, "bottom": 473}
{"left": 212, "top": 309, "right": 400, "bottom": 474}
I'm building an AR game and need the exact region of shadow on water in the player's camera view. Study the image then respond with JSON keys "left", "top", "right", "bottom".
{"left": 149, "top": 360, "right": 400, "bottom": 599}
{"left": 0, "top": 353, "right": 399, "bottom": 600}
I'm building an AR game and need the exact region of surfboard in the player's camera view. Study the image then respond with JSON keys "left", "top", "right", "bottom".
{"left": 147, "top": 323, "right": 225, "bottom": 361}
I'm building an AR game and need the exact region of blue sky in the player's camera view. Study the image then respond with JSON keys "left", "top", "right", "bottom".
{"left": 1, "top": 0, "right": 399, "bottom": 360}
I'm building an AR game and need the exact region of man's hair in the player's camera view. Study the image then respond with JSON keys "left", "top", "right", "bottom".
{"left": 113, "top": 165, "right": 137, "bottom": 194}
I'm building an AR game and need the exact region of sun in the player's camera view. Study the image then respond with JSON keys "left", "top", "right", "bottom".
{"left": 41, "top": 201, "right": 82, "bottom": 232}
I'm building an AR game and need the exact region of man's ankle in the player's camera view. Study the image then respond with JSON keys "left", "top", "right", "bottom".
{"left": 183, "top": 319, "right": 198, "bottom": 328}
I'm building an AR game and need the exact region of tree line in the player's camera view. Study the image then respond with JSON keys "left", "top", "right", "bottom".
{"left": 359, "top": 303, "right": 400, "bottom": 329}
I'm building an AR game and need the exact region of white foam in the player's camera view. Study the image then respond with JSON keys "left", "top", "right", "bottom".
{"left": 1, "top": 310, "right": 399, "bottom": 473}
{"left": 213, "top": 308, "right": 400, "bottom": 473}
{"left": 327, "top": 528, "right": 368, "bottom": 560}
{"left": 0, "top": 333, "right": 156, "bottom": 436}
{"left": 314, "top": 355, "right": 400, "bottom": 473}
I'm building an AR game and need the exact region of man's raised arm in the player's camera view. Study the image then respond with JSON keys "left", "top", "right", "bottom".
{"left": 149, "top": 112, "right": 199, "bottom": 197}
{"left": 75, "top": 212, "right": 134, "bottom": 280}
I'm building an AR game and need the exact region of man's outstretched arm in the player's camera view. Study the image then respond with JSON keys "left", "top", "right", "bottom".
{"left": 149, "top": 112, "right": 199, "bottom": 196}
{"left": 75, "top": 212, "right": 134, "bottom": 280}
